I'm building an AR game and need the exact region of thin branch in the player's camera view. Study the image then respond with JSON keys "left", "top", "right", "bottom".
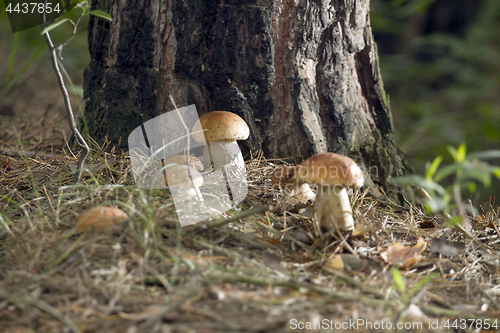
{"left": 55, "top": 10, "right": 85, "bottom": 59}
{"left": 41, "top": 6, "right": 89, "bottom": 184}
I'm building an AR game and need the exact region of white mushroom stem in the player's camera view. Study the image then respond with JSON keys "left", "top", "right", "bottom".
{"left": 170, "top": 184, "right": 204, "bottom": 201}
{"left": 203, "top": 142, "right": 245, "bottom": 171}
{"left": 285, "top": 183, "right": 316, "bottom": 202}
{"left": 314, "top": 186, "right": 354, "bottom": 231}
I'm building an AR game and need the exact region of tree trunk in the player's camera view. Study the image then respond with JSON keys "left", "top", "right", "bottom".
{"left": 84, "top": 0, "right": 411, "bottom": 197}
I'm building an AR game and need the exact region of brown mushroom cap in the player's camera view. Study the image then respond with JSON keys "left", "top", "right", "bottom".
{"left": 164, "top": 165, "right": 203, "bottom": 188}
{"left": 191, "top": 111, "right": 249, "bottom": 143}
{"left": 296, "top": 153, "right": 364, "bottom": 188}
{"left": 163, "top": 154, "right": 203, "bottom": 171}
{"left": 271, "top": 166, "right": 305, "bottom": 186}
{"left": 76, "top": 206, "right": 128, "bottom": 232}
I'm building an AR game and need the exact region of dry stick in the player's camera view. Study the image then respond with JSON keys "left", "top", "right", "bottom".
{"left": 322, "top": 267, "right": 385, "bottom": 299}
{"left": 41, "top": 8, "right": 89, "bottom": 184}
{"left": 191, "top": 238, "right": 270, "bottom": 270}
{"left": 0, "top": 290, "right": 81, "bottom": 333}
{"left": 207, "top": 205, "right": 271, "bottom": 229}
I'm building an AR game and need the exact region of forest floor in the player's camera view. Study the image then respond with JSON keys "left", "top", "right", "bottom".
{"left": 1, "top": 43, "right": 500, "bottom": 333}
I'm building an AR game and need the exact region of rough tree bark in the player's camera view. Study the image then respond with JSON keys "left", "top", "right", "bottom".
{"left": 84, "top": 0, "right": 411, "bottom": 197}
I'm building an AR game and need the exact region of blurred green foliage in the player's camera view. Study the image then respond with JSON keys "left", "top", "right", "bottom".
{"left": 371, "top": 0, "right": 500, "bottom": 204}
{"left": 0, "top": 0, "right": 90, "bottom": 101}
{"left": 393, "top": 143, "right": 500, "bottom": 217}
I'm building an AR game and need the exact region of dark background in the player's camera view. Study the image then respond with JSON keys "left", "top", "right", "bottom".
{"left": 1, "top": 0, "right": 499, "bottom": 204}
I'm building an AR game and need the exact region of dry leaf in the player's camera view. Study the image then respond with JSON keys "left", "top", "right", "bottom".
{"left": 326, "top": 255, "right": 344, "bottom": 270}
{"left": 326, "top": 254, "right": 368, "bottom": 271}
{"left": 76, "top": 206, "right": 128, "bottom": 232}
{"left": 352, "top": 223, "right": 368, "bottom": 240}
{"left": 380, "top": 238, "right": 426, "bottom": 268}
{"left": 418, "top": 220, "right": 437, "bottom": 228}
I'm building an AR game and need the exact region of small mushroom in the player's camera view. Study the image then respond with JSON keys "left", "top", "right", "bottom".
{"left": 271, "top": 166, "right": 315, "bottom": 202}
{"left": 162, "top": 154, "right": 203, "bottom": 171}
{"left": 76, "top": 206, "right": 128, "bottom": 232}
{"left": 295, "top": 153, "right": 364, "bottom": 232}
{"left": 191, "top": 111, "right": 249, "bottom": 171}
{"left": 164, "top": 164, "right": 204, "bottom": 200}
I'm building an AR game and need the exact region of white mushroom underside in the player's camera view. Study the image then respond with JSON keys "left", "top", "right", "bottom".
{"left": 314, "top": 187, "right": 354, "bottom": 231}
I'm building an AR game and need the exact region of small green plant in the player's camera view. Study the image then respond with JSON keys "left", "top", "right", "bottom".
{"left": 390, "top": 267, "right": 439, "bottom": 305}
{"left": 394, "top": 143, "right": 500, "bottom": 223}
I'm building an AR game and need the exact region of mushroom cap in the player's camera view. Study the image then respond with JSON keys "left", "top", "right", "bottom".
{"left": 164, "top": 165, "right": 203, "bottom": 188}
{"left": 76, "top": 206, "right": 128, "bottom": 232}
{"left": 163, "top": 154, "right": 203, "bottom": 171}
{"left": 296, "top": 153, "right": 364, "bottom": 188}
{"left": 271, "top": 166, "right": 305, "bottom": 186}
{"left": 191, "top": 111, "right": 250, "bottom": 143}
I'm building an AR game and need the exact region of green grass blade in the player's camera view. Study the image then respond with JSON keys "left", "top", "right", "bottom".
{"left": 4, "top": 32, "right": 18, "bottom": 85}
{"left": 0, "top": 44, "right": 45, "bottom": 101}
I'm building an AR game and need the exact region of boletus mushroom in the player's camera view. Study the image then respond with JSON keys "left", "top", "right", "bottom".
{"left": 272, "top": 166, "right": 315, "bottom": 202}
{"left": 295, "top": 153, "right": 364, "bottom": 232}
{"left": 164, "top": 164, "right": 204, "bottom": 201}
{"left": 162, "top": 154, "right": 203, "bottom": 171}
{"left": 191, "top": 111, "right": 249, "bottom": 171}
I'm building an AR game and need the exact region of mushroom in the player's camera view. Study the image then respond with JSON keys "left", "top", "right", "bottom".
{"left": 76, "top": 206, "right": 128, "bottom": 232}
{"left": 191, "top": 111, "right": 249, "bottom": 171}
{"left": 271, "top": 166, "right": 315, "bottom": 202}
{"left": 164, "top": 164, "right": 204, "bottom": 200}
{"left": 295, "top": 153, "right": 364, "bottom": 232}
{"left": 162, "top": 154, "right": 203, "bottom": 171}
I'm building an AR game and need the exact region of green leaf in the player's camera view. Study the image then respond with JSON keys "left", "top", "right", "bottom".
{"left": 445, "top": 215, "right": 463, "bottom": 226}
{"left": 88, "top": 10, "right": 112, "bottom": 21}
{"left": 5, "top": 33, "right": 18, "bottom": 85}
{"left": 447, "top": 145, "right": 459, "bottom": 162}
{"left": 392, "top": 175, "right": 446, "bottom": 195}
{"left": 457, "top": 161, "right": 492, "bottom": 187}
{"left": 468, "top": 150, "right": 500, "bottom": 160}
{"left": 407, "top": 272, "right": 439, "bottom": 299}
{"left": 455, "top": 179, "right": 478, "bottom": 193}
{"left": 457, "top": 143, "right": 467, "bottom": 163}
{"left": 434, "top": 163, "right": 460, "bottom": 183}
{"left": 390, "top": 267, "right": 405, "bottom": 294}
{"left": 493, "top": 167, "right": 500, "bottom": 179}
{"left": 75, "top": 0, "right": 90, "bottom": 9}
{"left": 41, "top": 19, "right": 74, "bottom": 35}
{"left": 425, "top": 155, "right": 442, "bottom": 181}
{"left": 424, "top": 197, "right": 448, "bottom": 213}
